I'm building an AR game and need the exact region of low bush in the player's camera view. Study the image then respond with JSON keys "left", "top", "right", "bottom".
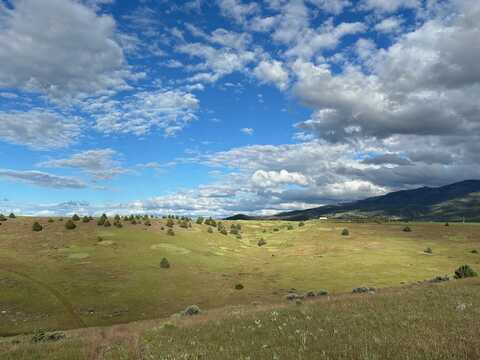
{"left": 424, "top": 247, "right": 433, "bottom": 254}
{"left": 167, "top": 228, "right": 175, "bottom": 236}
{"left": 258, "top": 238, "right": 267, "bottom": 247}
{"left": 32, "top": 222, "right": 43, "bottom": 232}
{"left": 97, "top": 217, "right": 106, "bottom": 226}
{"left": 103, "top": 220, "right": 111, "bottom": 227}
{"left": 82, "top": 216, "right": 90, "bottom": 223}
{"left": 182, "top": 305, "right": 201, "bottom": 316}
{"left": 8, "top": 213, "right": 16, "bottom": 219}
{"left": 299, "top": 222, "right": 305, "bottom": 227}
{"left": 341, "top": 228, "right": 349, "bottom": 236}
{"left": 160, "top": 257, "right": 170, "bottom": 268}
{"left": 0, "top": 214, "right": 7, "bottom": 221}
{"left": 235, "top": 283, "right": 244, "bottom": 290}
{"left": 287, "top": 224, "right": 294, "bottom": 230}
{"left": 207, "top": 227, "right": 213, "bottom": 233}
{"left": 65, "top": 220, "right": 76, "bottom": 230}
{"left": 403, "top": 226, "right": 412, "bottom": 232}
{"left": 72, "top": 214, "right": 80, "bottom": 221}
{"left": 48, "top": 218, "right": 55, "bottom": 223}
{"left": 454, "top": 265, "right": 478, "bottom": 279}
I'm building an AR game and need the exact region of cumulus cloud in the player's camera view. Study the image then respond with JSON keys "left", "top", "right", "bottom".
{"left": 251, "top": 169, "right": 310, "bottom": 187}
{"left": 0, "top": 110, "right": 82, "bottom": 150}
{"left": 0, "top": 169, "right": 86, "bottom": 189}
{"left": 0, "top": 0, "right": 134, "bottom": 102}
{"left": 374, "top": 16, "right": 404, "bottom": 33}
{"left": 254, "top": 60, "right": 290, "bottom": 89}
{"left": 38, "top": 149, "right": 127, "bottom": 180}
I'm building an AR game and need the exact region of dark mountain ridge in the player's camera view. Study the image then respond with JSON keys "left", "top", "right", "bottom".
{"left": 227, "top": 180, "right": 480, "bottom": 221}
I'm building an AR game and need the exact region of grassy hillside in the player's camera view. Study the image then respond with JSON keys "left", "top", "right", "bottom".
{"left": 0, "top": 216, "right": 479, "bottom": 338}
{"left": 2, "top": 278, "right": 480, "bottom": 359}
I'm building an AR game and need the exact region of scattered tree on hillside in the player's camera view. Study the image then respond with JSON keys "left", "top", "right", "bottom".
{"left": 65, "top": 220, "right": 76, "bottom": 230}
{"left": 32, "top": 222, "right": 43, "bottom": 232}
{"left": 160, "top": 257, "right": 170, "bottom": 268}
{"left": 196, "top": 217, "right": 204, "bottom": 225}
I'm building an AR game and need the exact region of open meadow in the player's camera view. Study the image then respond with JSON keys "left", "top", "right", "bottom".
{"left": 0, "top": 215, "right": 479, "bottom": 338}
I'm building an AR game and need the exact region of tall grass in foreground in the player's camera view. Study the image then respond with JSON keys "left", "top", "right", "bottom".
{"left": 2, "top": 278, "right": 480, "bottom": 360}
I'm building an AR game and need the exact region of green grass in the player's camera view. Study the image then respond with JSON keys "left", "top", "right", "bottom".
{"left": 0, "top": 217, "right": 479, "bottom": 337}
{"left": 2, "top": 278, "right": 480, "bottom": 359}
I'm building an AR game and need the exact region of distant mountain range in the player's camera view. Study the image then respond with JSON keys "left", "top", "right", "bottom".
{"left": 227, "top": 180, "right": 480, "bottom": 222}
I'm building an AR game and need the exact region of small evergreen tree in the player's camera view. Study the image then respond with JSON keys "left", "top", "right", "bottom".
{"left": 82, "top": 216, "right": 90, "bottom": 223}
{"left": 32, "top": 222, "right": 43, "bottom": 232}
{"left": 166, "top": 218, "right": 175, "bottom": 228}
{"left": 8, "top": 213, "right": 16, "bottom": 219}
{"left": 104, "top": 220, "right": 111, "bottom": 227}
{"left": 65, "top": 220, "right": 76, "bottom": 230}
{"left": 160, "top": 257, "right": 170, "bottom": 268}
{"left": 196, "top": 217, "right": 204, "bottom": 225}
{"left": 72, "top": 214, "right": 80, "bottom": 221}
{"left": 341, "top": 228, "right": 349, "bottom": 236}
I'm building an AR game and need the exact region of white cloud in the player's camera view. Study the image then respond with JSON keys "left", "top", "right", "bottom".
{"left": 92, "top": 89, "right": 199, "bottom": 136}
{"left": 251, "top": 169, "right": 310, "bottom": 187}
{"left": 217, "top": 0, "right": 258, "bottom": 24}
{"left": 241, "top": 127, "right": 254, "bottom": 135}
{"left": 254, "top": 60, "right": 290, "bottom": 90}
{"left": 0, "top": 0, "right": 133, "bottom": 102}
{"left": 359, "top": 0, "right": 420, "bottom": 13}
{"left": 0, "top": 169, "right": 86, "bottom": 189}
{"left": 0, "top": 110, "right": 82, "bottom": 150}
{"left": 308, "top": 0, "right": 351, "bottom": 14}
{"left": 374, "top": 16, "right": 404, "bottom": 33}
{"left": 38, "top": 149, "right": 127, "bottom": 180}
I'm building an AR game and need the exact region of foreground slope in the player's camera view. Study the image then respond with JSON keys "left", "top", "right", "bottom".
{"left": 2, "top": 278, "right": 480, "bottom": 359}
{"left": 0, "top": 216, "right": 479, "bottom": 336}
{"left": 230, "top": 180, "right": 480, "bottom": 221}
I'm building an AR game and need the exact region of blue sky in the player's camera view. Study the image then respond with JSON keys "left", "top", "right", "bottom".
{"left": 0, "top": 0, "right": 479, "bottom": 216}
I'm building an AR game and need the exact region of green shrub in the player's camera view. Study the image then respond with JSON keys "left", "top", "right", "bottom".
{"left": 196, "top": 217, "right": 204, "bottom": 225}
{"left": 114, "top": 221, "right": 123, "bottom": 228}
{"left": 131, "top": 219, "right": 137, "bottom": 225}
{"left": 160, "top": 257, "right": 170, "bottom": 269}
{"left": 65, "top": 220, "right": 76, "bottom": 230}
{"left": 167, "top": 228, "right": 175, "bottom": 236}
{"left": 97, "top": 217, "right": 106, "bottom": 226}
{"left": 166, "top": 219, "right": 174, "bottom": 228}
{"left": 235, "top": 283, "right": 244, "bottom": 290}
{"left": 32, "top": 222, "right": 43, "bottom": 232}
{"left": 287, "top": 224, "right": 294, "bottom": 230}
{"left": 104, "top": 220, "right": 111, "bottom": 227}
{"left": 403, "top": 226, "right": 412, "bottom": 232}
{"left": 258, "top": 238, "right": 267, "bottom": 247}
{"left": 471, "top": 249, "right": 479, "bottom": 254}
{"left": 341, "top": 228, "right": 349, "bottom": 236}
{"left": 72, "top": 214, "right": 80, "bottom": 221}
{"left": 0, "top": 214, "right": 7, "bottom": 221}
{"left": 144, "top": 220, "right": 151, "bottom": 226}
{"left": 48, "top": 218, "right": 55, "bottom": 223}
{"left": 207, "top": 227, "right": 213, "bottom": 233}
{"left": 82, "top": 216, "right": 90, "bottom": 223}
{"left": 299, "top": 221, "right": 305, "bottom": 227}
{"left": 454, "top": 265, "right": 478, "bottom": 279}
{"left": 424, "top": 247, "right": 433, "bottom": 254}
{"left": 8, "top": 213, "right": 16, "bottom": 219}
